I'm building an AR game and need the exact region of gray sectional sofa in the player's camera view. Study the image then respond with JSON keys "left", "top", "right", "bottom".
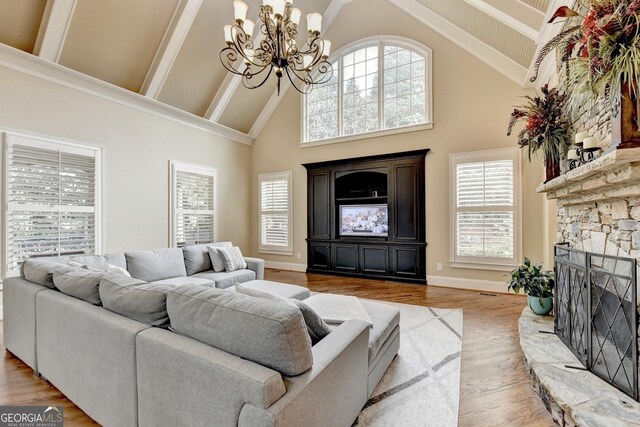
{"left": 3, "top": 244, "right": 400, "bottom": 427}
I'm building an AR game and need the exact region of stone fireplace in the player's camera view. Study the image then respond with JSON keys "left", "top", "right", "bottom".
{"left": 530, "top": 147, "right": 640, "bottom": 425}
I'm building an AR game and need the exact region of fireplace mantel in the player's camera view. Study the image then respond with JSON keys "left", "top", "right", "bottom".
{"left": 537, "top": 148, "right": 640, "bottom": 206}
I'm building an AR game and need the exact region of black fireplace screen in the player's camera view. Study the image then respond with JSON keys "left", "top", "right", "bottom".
{"left": 554, "top": 244, "right": 638, "bottom": 400}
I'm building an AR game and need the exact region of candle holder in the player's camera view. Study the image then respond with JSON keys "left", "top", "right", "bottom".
{"left": 568, "top": 144, "right": 600, "bottom": 170}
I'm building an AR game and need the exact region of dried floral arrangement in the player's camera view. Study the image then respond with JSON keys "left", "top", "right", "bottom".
{"left": 507, "top": 84, "right": 572, "bottom": 167}
{"left": 531, "top": 0, "right": 640, "bottom": 122}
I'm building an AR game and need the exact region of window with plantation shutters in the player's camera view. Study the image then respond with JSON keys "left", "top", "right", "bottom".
{"left": 4, "top": 132, "right": 101, "bottom": 277}
{"left": 259, "top": 171, "right": 292, "bottom": 255}
{"left": 450, "top": 148, "right": 521, "bottom": 270}
{"left": 170, "top": 162, "right": 217, "bottom": 247}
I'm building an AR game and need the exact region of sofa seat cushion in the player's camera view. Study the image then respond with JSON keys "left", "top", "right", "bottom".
{"left": 69, "top": 253, "right": 127, "bottom": 270}
{"left": 182, "top": 244, "right": 213, "bottom": 276}
{"left": 190, "top": 269, "right": 256, "bottom": 289}
{"left": 53, "top": 269, "right": 112, "bottom": 305}
{"left": 229, "top": 280, "right": 310, "bottom": 300}
{"left": 359, "top": 300, "right": 400, "bottom": 363}
{"left": 125, "top": 248, "right": 186, "bottom": 282}
{"left": 166, "top": 286, "right": 313, "bottom": 376}
{"left": 151, "top": 277, "right": 215, "bottom": 287}
{"left": 100, "top": 276, "right": 176, "bottom": 327}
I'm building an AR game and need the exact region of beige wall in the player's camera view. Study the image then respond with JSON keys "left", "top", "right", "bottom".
{"left": 0, "top": 65, "right": 252, "bottom": 262}
{"left": 250, "top": 0, "right": 549, "bottom": 286}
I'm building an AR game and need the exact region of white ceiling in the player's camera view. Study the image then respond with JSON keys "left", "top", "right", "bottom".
{"left": 0, "top": 0, "right": 555, "bottom": 140}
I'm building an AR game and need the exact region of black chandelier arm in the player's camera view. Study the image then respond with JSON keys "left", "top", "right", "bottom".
{"left": 284, "top": 65, "right": 314, "bottom": 94}
{"left": 241, "top": 63, "right": 275, "bottom": 90}
{"left": 312, "top": 59, "right": 334, "bottom": 84}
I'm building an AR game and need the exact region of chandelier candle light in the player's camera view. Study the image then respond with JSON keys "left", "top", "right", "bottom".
{"left": 221, "top": 0, "right": 334, "bottom": 95}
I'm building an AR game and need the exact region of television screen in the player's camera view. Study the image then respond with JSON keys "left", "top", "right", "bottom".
{"left": 340, "top": 204, "right": 389, "bottom": 237}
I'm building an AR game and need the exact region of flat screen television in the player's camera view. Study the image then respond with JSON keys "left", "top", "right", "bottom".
{"left": 339, "top": 204, "right": 389, "bottom": 237}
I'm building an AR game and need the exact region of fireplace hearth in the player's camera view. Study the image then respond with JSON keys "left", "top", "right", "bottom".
{"left": 554, "top": 244, "right": 638, "bottom": 400}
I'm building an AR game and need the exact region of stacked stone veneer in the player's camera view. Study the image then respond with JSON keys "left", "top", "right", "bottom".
{"left": 539, "top": 148, "right": 640, "bottom": 260}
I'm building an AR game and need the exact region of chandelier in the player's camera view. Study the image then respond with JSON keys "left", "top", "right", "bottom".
{"left": 220, "top": 0, "right": 333, "bottom": 95}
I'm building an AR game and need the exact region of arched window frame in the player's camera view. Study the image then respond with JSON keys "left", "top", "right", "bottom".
{"left": 301, "top": 36, "right": 433, "bottom": 146}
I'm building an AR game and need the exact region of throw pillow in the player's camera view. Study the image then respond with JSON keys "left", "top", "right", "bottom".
{"left": 293, "top": 300, "right": 333, "bottom": 344}
{"left": 235, "top": 283, "right": 297, "bottom": 307}
{"left": 217, "top": 246, "right": 248, "bottom": 272}
{"left": 207, "top": 242, "right": 233, "bottom": 272}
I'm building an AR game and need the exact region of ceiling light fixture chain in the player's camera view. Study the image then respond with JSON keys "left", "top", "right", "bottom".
{"left": 220, "top": 0, "right": 333, "bottom": 95}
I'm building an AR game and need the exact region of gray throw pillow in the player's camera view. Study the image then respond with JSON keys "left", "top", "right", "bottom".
{"left": 293, "top": 300, "right": 333, "bottom": 344}
{"left": 53, "top": 269, "right": 111, "bottom": 305}
{"left": 99, "top": 276, "right": 175, "bottom": 327}
{"left": 22, "top": 259, "right": 80, "bottom": 289}
{"left": 216, "top": 246, "right": 248, "bottom": 272}
{"left": 207, "top": 242, "right": 233, "bottom": 272}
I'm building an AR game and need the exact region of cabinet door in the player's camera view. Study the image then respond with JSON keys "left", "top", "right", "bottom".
{"left": 392, "top": 163, "right": 420, "bottom": 241}
{"left": 333, "top": 244, "right": 359, "bottom": 272}
{"left": 309, "top": 242, "right": 331, "bottom": 269}
{"left": 308, "top": 171, "right": 331, "bottom": 239}
{"left": 360, "top": 245, "right": 389, "bottom": 275}
{"left": 391, "top": 246, "right": 421, "bottom": 279}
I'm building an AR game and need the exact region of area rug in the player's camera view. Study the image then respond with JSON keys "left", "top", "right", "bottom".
{"left": 354, "top": 302, "right": 463, "bottom": 427}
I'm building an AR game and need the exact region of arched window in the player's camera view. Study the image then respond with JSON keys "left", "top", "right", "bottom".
{"left": 303, "top": 37, "right": 433, "bottom": 144}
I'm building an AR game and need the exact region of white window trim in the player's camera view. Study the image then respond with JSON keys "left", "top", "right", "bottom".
{"left": 300, "top": 35, "right": 434, "bottom": 147}
{"left": 449, "top": 147, "right": 522, "bottom": 271}
{"left": 258, "top": 171, "right": 293, "bottom": 256}
{"left": 169, "top": 161, "right": 218, "bottom": 248}
{"left": 2, "top": 129, "right": 103, "bottom": 279}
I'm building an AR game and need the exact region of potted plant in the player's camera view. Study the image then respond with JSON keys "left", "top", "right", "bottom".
{"left": 507, "top": 84, "right": 572, "bottom": 182}
{"left": 507, "top": 258, "right": 555, "bottom": 315}
{"left": 530, "top": 1, "right": 640, "bottom": 147}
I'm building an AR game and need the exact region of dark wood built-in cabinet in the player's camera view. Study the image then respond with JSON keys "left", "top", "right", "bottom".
{"left": 303, "top": 150, "right": 428, "bottom": 284}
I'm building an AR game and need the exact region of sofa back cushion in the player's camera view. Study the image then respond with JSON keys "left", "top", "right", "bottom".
{"left": 167, "top": 286, "right": 313, "bottom": 376}
{"left": 69, "top": 253, "right": 127, "bottom": 270}
{"left": 53, "top": 269, "right": 111, "bottom": 305}
{"left": 125, "top": 248, "right": 186, "bottom": 282}
{"left": 21, "top": 259, "right": 79, "bottom": 289}
{"left": 100, "top": 276, "right": 175, "bottom": 327}
{"left": 182, "top": 244, "right": 212, "bottom": 276}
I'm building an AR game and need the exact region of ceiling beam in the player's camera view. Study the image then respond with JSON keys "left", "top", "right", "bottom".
{"left": 388, "top": 0, "right": 527, "bottom": 86}
{"left": 140, "top": 0, "right": 203, "bottom": 99}
{"left": 524, "top": 0, "right": 576, "bottom": 88}
{"left": 463, "top": 0, "right": 540, "bottom": 40}
{"left": 33, "top": 0, "right": 77, "bottom": 62}
{"left": 247, "top": 0, "right": 354, "bottom": 138}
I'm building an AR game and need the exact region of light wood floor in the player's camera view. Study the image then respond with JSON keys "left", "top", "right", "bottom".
{"left": 0, "top": 270, "right": 555, "bottom": 426}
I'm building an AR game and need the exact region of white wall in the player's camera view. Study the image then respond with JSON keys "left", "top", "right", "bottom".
{"left": 0, "top": 64, "right": 252, "bottom": 262}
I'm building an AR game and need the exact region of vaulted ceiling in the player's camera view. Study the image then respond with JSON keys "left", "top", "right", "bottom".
{"left": 0, "top": 0, "right": 562, "bottom": 142}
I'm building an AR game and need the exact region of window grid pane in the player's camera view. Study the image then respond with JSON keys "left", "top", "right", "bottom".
{"left": 383, "top": 45, "right": 426, "bottom": 129}
{"left": 306, "top": 62, "right": 338, "bottom": 141}
{"left": 342, "top": 47, "right": 379, "bottom": 136}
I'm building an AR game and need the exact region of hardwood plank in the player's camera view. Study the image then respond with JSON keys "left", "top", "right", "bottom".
{"left": 0, "top": 270, "right": 554, "bottom": 426}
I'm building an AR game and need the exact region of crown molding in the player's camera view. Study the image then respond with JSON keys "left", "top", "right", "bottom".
{"left": 0, "top": 43, "right": 254, "bottom": 145}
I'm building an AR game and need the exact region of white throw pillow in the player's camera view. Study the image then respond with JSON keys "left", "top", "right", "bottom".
{"left": 207, "top": 242, "right": 233, "bottom": 272}
{"left": 105, "top": 263, "right": 131, "bottom": 278}
{"left": 217, "top": 246, "right": 248, "bottom": 272}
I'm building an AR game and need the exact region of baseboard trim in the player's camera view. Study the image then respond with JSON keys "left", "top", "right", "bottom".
{"left": 427, "top": 275, "right": 508, "bottom": 294}
{"left": 265, "top": 261, "right": 307, "bottom": 272}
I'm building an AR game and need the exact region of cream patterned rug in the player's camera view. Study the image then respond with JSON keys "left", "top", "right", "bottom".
{"left": 354, "top": 303, "right": 463, "bottom": 427}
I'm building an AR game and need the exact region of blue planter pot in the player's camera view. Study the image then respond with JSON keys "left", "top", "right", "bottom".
{"left": 528, "top": 295, "right": 553, "bottom": 315}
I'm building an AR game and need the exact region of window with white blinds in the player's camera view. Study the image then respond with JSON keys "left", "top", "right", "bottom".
{"left": 170, "top": 162, "right": 217, "bottom": 247}
{"left": 4, "top": 132, "right": 101, "bottom": 276}
{"left": 259, "top": 171, "right": 292, "bottom": 255}
{"left": 450, "top": 148, "right": 521, "bottom": 270}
